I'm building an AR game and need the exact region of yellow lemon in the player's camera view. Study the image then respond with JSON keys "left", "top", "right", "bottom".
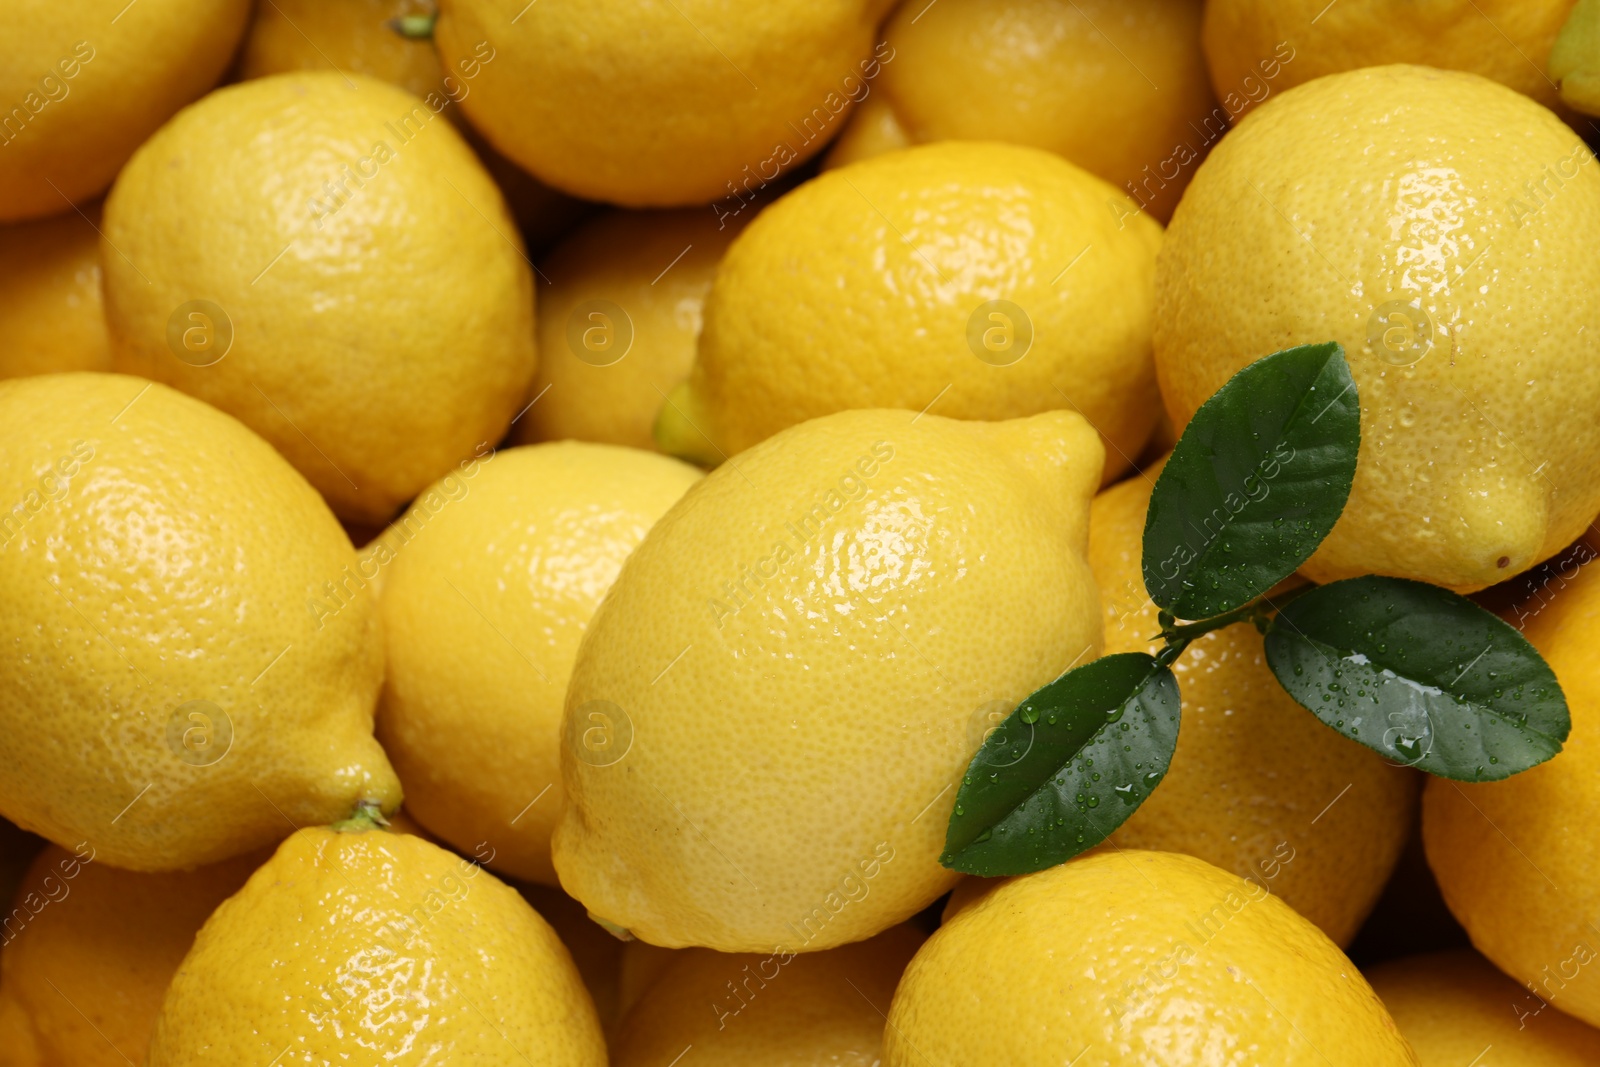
{"left": 885, "top": 850, "right": 1416, "bottom": 1065}
{"left": 520, "top": 882, "right": 628, "bottom": 1033}
{"left": 1423, "top": 530, "right": 1600, "bottom": 1028}
{"left": 434, "top": 0, "right": 894, "bottom": 206}
{"left": 1203, "top": 0, "right": 1576, "bottom": 118}
{"left": 0, "top": 844, "right": 261, "bottom": 1067}
{"left": 146, "top": 823, "right": 606, "bottom": 1065}
{"left": 0, "top": 1, "right": 250, "bottom": 222}
{"left": 515, "top": 209, "right": 747, "bottom": 452}
{"left": 1155, "top": 65, "right": 1600, "bottom": 592}
{"left": 826, "top": 0, "right": 1218, "bottom": 222}
{"left": 0, "top": 373, "right": 399, "bottom": 871}
{"left": 375, "top": 443, "right": 700, "bottom": 885}
{"left": 103, "top": 72, "right": 536, "bottom": 525}
{"left": 611, "top": 924, "right": 924, "bottom": 1065}
{"left": 661, "top": 142, "right": 1163, "bottom": 483}
{"left": 553, "top": 408, "right": 1104, "bottom": 951}
{"left": 1088, "top": 467, "right": 1417, "bottom": 946}
{"left": 0, "top": 206, "right": 110, "bottom": 380}
{"left": 1368, "top": 949, "right": 1600, "bottom": 1064}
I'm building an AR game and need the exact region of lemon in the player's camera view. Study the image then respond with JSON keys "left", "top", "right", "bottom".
{"left": 376, "top": 443, "right": 700, "bottom": 885}
{"left": 1088, "top": 467, "right": 1417, "bottom": 945}
{"left": 825, "top": 0, "right": 1218, "bottom": 222}
{"left": 0, "top": 1, "right": 250, "bottom": 222}
{"left": 521, "top": 882, "right": 628, "bottom": 1033}
{"left": 1156, "top": 65, "right": 1600, "bottom": 592}
{"left": 611, "top": 924, "right": 924, "bottom": 1065}
{"left": 0, "top": 844, "right": 261, "bottom": 1067}
{"left": 886, "top": 850, "right": 1416, "bottom": 1065}
{"left": 0, "top": 206, "right": 110, "bottom": 380}
{"left": 1203, "top": 0, "right": 1575, "bottom": 118}
{"left": 102, "top": 72, "right": 537, "bottom": 525}
{"left": 0, "top": 373, "right": 399, "bottom": 871}
{"left": 661, "top": 142, "right": 1164, "bottom": 483}
{"left": 552, "top": 408, "right": 1104, "bottom": 951}
{"left": 1368, "top": 949, "right": 1600, "bottom": 1064}
{"left": 146, "top": 823, "right": 606, "bottom": 1065}
{"left": 514, "top": 209, "right": 747, "bottom": 452}
{"left": 1423, "top": 532, "right": 1600, "bottom": 1028}
{"left": 434, "top": 0, "right": 893, "bottom": 206}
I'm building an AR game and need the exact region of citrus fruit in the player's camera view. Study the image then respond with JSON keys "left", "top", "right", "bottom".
{"left": 660, "top": 142, "right": 1163, "bottom": 483}
{"left": 1088, "top": 467, "right": 1417, "bottom": 945}
{"left": 1155, "top": 64, "right": 1600, "bottom": 592}
{"left": 521, "top": 882, "right": 628, "bottom": 1033}
{"left": 0, "top": 206, "right": 110, "bottom": 380}
{"left": 146, "top": 822, "right": 607, "bottom": 1066}
{"left": 827, "top": 0, "right": 1219, "bottom": 221}
{"left": 0, "top": 0, "right": 251, "bottom": 221}
{"left": 434, "top": 0, "right": 894, "bottom": 205}
{"left": 376, "top": 443, "right": 701, "bottom": 884}
{"left": 1423, "top": 532, "right": 1600, "bottom": 1028}
{"left": 0, "top": 844, "right": 261, "bottom": 1067}
{"left": 552, "top": 408, "right": 1105, "bottom": 951}
{"left": 885, "top": 850, "right": 1417, "bottom": 1065}
{"left": 102, "top": 71, "right": 537, "bottom": 524}
{"left": 1368, "top": 949, "right": 1600, "bottom": 1064}
{"left": 0, "top": 373, "right": 399, "bottom": 871}
{"left": 611, "top": 924, "right": 924, "bottom": 1065}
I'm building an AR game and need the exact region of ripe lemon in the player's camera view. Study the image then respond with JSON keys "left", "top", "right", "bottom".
{"left": 661, "top": 142, "right": 1164, "bottom": 483}
{"left": 0, "top": 373, "right": 399, "bottom": 871}
{"left": 0, "top": 1, "right": 250, "bottom": 222}
{"left": 1203, "top": 0, "right": 1575, "bottom": 118}
{"left": 826, "top": 0, "right": 1219, "bottom": 222}
{"left": 521, "top": 882, "right": 628, "bottom": 1032}
{"left": 0, "top": 206, "right": 109, "bottom": 380}
{"left": 434, "top": 0, "right": 893, "bottom": 206}
{"left": 1155, "top": 65, "right": 1600, "bottom": 592}
{"left": 146, "top": 823, "right": 606, "bottom": 1065}
{"left": 1368, "top": 949, "right": 1600, "bottom": 1064}
{"left": 886, "top": 850, "right": 1416, "bottom": 1065}
{"left": 1088, "top": 468, "right": 1417, "bottom": 945}
{"left": 375, "top": 443, "right": 700, "bottom": 885}
{"left": 102, "top": 72, "right": 537, "bottom": 525}
{"left": 611, "top": 924, "right": 924, "bottom": 1065}
{"left": 1423, "top": 532, "right": 1600, "bottom": 1028}
{"left": 514, "top": 209, "right": 746, "bottom": 452}
{"left": 553, "top": 408, "right": 1105, "bottom": 951}
{"left": 0, "top": 844, "right": 260, "bottom": 1067}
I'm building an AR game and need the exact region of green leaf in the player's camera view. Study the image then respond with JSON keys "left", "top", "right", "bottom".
{"left": 1263, "top": 576, "right": 1569, "bottom": 781}
{"left": 1143, "top": 342, "right": 1359, "bottom": 620}
{"left": 941, "top": 653, "right": 1180, "bottom": 877}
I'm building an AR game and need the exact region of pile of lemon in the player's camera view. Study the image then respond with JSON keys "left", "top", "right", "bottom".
{"left": 4, "top": 1, "right": 1600, "bottom": 1065}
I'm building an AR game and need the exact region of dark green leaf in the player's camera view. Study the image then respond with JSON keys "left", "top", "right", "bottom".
{"left": 1263, "top": 576, "right": 1569, "bottom": 781}
{"left": 941, "top": 653, "right": 1180, "bottom": 877}
{"left": 1143, "top": 342, "right": 1360, "bottom": 619}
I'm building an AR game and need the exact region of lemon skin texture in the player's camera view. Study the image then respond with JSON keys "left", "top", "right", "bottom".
{"left": 102, "top": 72, "right": 537, "bottom": 525}
{"left": 146, "top": 826, "right": 607, "bottom": 1066}
{"left": 1088, "top": 468, "right": 1417, "bottom": 945}
{"left": 1368, "top": 949, "right": 1600, "bottom": 1064}
{"left": 885, "top": 850, "right": 1417, "bottom": 1066}
{"left": 553, "top": 408, "right": 1105, "bottom": 952}
{"left": 670, "top": 142, "right": 1164, "bottom": 484}
{"left": 515, "top": 209, "right": 746, "bottom": 452}
{"left": 1203, "top": 0, "right": 1576, "bottom": 119}
{"left": 1423, "top": 535, "right": 1600, "bottom": 1028}
{"left": 1155, "top": 65, "right": 1600, "bottom": 592}
{"left": 0, "top": 844, "right": 262, "bottom": 1067}
{"left": 434, "top": 0, "right": 894, "bottom": 206}
{"left": 376, "top": 443, "right": 701, "bottom": 885}
{"left": 0, "top": 1, "right": 251, "bottom": 222}
{"left": 611, "top": 924, "right": 924, "bottom": 1066}
{"left": 827, "top": 0, "right": 1218, "bottom": 222}
{"left": 0, "top": 373, "right": 400, "bottom": 871}
{"left": 0, "top": 206, "right": 110, "bottom": 380}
